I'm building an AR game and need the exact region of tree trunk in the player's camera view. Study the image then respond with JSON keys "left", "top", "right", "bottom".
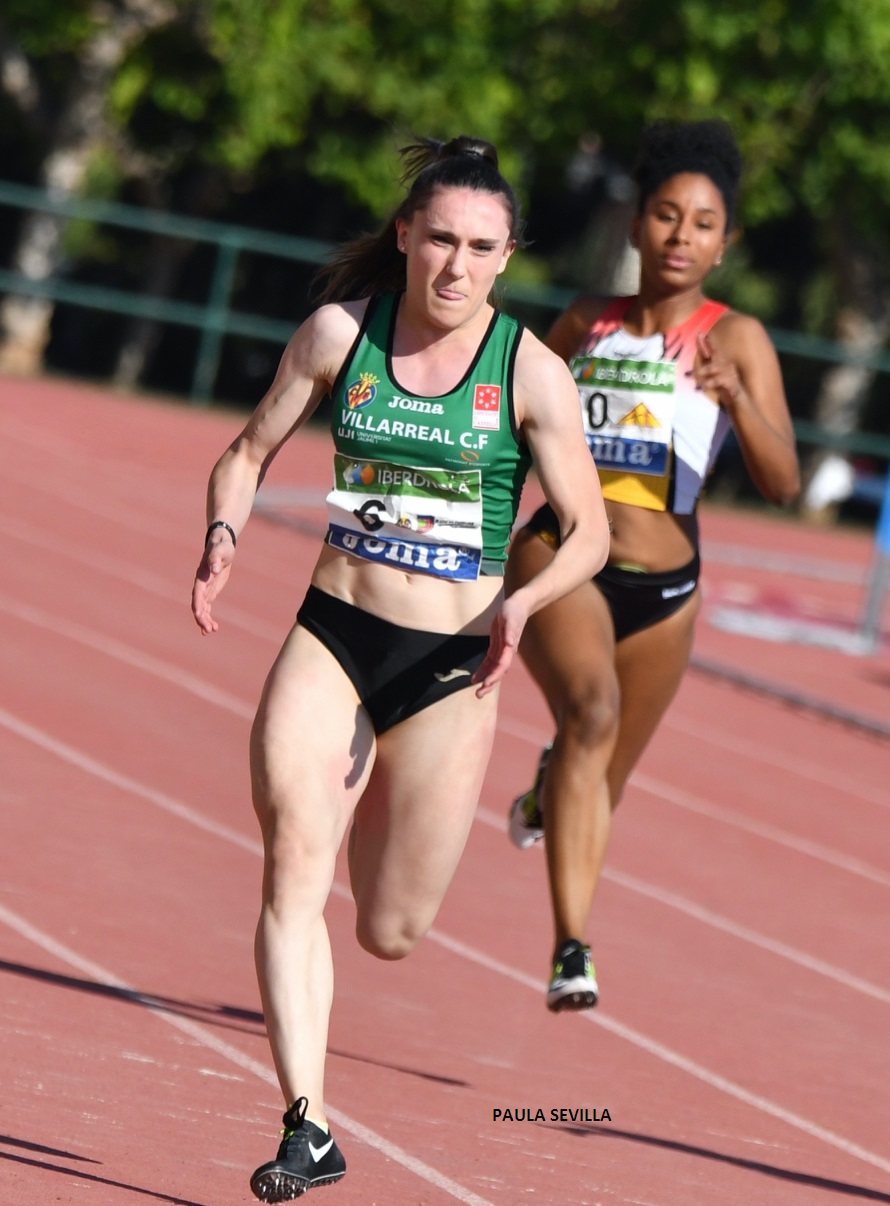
{"left": 0, "top": 0, "right": 174, "bottom": 375}
{"left": 113, "top": 233, "right": 192, "bottom": 389}
{"left": 112, "top": 165, "right": 226, "bottom": 390}
{"left": 552, "top": 133, "right": 639, "bottom": 296}
{"left": 0, "top": 24, "right": 47, "bottom": 136}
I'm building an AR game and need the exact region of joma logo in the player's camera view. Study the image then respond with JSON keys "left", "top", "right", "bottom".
{"left": 388, "top": 396, "right": 445, "bottom": 415}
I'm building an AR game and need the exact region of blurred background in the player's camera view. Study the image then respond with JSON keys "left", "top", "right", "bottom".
{"left": 2, "top": 0, "right": 890, "bottom": 526}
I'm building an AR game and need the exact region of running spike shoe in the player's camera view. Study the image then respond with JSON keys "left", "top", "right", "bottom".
{"left": 508, "top": 744, "right": 551, "bottom": 849}
{"left": 250, "top": 1096, "right": 346, "bottom": 1201}
{"left": 546, "top": 939, "right": 599, "bottom": 1012}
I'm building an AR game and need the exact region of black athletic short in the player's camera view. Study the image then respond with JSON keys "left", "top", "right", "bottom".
{"left": 296, "top": 585, "right": 489, "bottom": 734}
{"left": 524, "top": 503, "right": 700, "bottom": 642}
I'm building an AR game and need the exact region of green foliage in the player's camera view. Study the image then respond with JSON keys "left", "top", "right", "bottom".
{"left": 1, "top": 0, "right": 97, "bottom": 56}
{"left": 708, "top": 244, "right": 783, "bottom": 323}
{"left": 4, "top": 0, "right": 890, "bottom": 333}
{"left": 108, "top": 22, "right": 225, "bottom": 167}
{"left": 203, "top": 0, "right": 537, "bottom": 210}
{"left": 81, "top": 144, "right": 126, "bottom": 199}
{"left": 61, "top": 147, "right": 127, "bottom": 262}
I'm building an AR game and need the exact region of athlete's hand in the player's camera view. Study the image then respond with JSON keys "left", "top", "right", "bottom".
{"left": 694, "top": 332, "right": 743, "bottom": 409}
{"left": 473, "top": 594, "right": 530, "bottom": 698}
{"left": 191, "top": 537, "right": 235, "bottom": 634}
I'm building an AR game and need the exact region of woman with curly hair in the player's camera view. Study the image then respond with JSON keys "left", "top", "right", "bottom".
{"left": 507, "top": 118, "right": 800, "bottom": 1013}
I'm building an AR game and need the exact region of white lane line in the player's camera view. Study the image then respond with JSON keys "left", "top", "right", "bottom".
{"left": 701, "top": 540, "right": 867, "bottom": 585}
{"left": 0, "top": 454, "right": 186, "bottom": 542}
{"left": 493, "top": 715, "right": 890, "bottom": 889}
{"left": 603, "top": 868, "right": 890, "bottom": 1006}
{"left": 3, "top": 589, "right": 890, "bottom": 938}
{"left": 0, "top": 516, "right": 287, "bottom": 642}
{"left": 424, "top": 928, "right": 890, "bottom": 1179}
{"left": 631, "top": 772, "right": 890, "bottom": 890}
{"left": 8, "top": 654, "right": 886, "bottom": 1009}
{"left": 6, "top": 575, "right": 887, "bottom": 891}
{"left": 3, "top": 512, "right": 888, "bottom": 812}
{"left": 2, "top": 707, "right": 889, "bottom": 1178}
{"left": 0, "top": 593, "right": 255, "bottom": 720}
{"left": 664, "top": 710, "right": 890, "bottom": 813}
{"left": 0, "top": 706, "right": 262, "bottom": 857}
{"left": 0, "top": 461, "right": 293, "bottom": 595}
{"left": 487, "top": 807, "right": 890, "bottom": 1008}
{"left": 0, "top": 901, "right": 494, "bottom": 1206}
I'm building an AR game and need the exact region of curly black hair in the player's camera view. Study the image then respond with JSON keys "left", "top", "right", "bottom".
{"left": 633, "top": 119, "right": 743, "bottom": 232}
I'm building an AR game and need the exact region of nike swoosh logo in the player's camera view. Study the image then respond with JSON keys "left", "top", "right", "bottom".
{"left": 309, "top": 1137, "right": 334, "bottom": 1162}
{"left": 434, "top": 668, "right": 471, "bottom": 683}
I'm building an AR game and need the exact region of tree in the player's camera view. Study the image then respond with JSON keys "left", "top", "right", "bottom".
{"left": 0, "top": 0, "right": 176, "bottom": 374}
{"left": 2, "top": 0, "right": 888, "bottom": 471}
{"left": 533, "top": 0, "right": 890, "bottom": 516}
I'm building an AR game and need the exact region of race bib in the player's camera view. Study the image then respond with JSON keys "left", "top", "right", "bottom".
{"left": 325, "top": 453, "right": 484, "bottom": 581}
{"left": 573, "top": 354, "right": 676, "bottom": 479}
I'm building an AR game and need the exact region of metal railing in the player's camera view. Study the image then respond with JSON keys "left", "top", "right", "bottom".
{"left": 0, "top": 179, "right": 335, "bottom": 403}
{"left": 4, "top": 177, "right": 890, "bottom": 417}
{"left": 2, "top": 177, "right": 889, "bottom": 648}
{"left": 0, "top": 179, "right": 577, "bottom": 404}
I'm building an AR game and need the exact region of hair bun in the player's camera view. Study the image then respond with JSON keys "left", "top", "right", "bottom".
{"left": 442, "top": 136, "right": 499, "bottom": 170}
{"left": 398, "top": 134, "right": 500, "bottom": 184}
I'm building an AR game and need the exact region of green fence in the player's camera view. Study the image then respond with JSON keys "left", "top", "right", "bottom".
{"left": 0, "top": 179, "right": 578, "bottom": 405}
{"left": 0, "top": 179, "right": 336, "bottom": 403}
{"left": 2, "top": 177, "right": 890, "bottom": 462}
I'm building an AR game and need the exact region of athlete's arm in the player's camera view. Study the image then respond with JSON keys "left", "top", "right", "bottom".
{"left": 697, "top": 312, "right": 800, "bottom": 506}
{"left": 516, "top": 335, "right": 610, "bottom": 606}
{"left": 474, "top": 332, "right": 609, "bottom": 696}
{"left": 191, "top": 301, "right": 365, "bottom": 634}
{"left": 545, "top": 296, "right": 608, "bottom": 362}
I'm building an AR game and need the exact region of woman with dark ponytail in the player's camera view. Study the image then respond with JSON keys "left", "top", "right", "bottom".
{"left": 506, "top": 119, "right": 800, "bottom": 1014}
{"left": 191, "top": 133, "right": 608, "bottom": 1200}
{"left": 316, "top": 135, "right": 525, "bottom": 304}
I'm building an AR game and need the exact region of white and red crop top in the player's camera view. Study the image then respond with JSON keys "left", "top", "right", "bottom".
{"left": 569, "top": 296, "right": 731, "bottom": 514}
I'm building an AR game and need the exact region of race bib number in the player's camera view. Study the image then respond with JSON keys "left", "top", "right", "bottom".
{"left": 325, "top": 454, "right": 484, "bottom": 581}
{"left": 572, "top": 354, "right": 676, "bottom": 479}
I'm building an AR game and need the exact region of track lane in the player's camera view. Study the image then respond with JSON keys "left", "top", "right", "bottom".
{"left": 3, "top": 376, "right": 889, "bottom": 1204}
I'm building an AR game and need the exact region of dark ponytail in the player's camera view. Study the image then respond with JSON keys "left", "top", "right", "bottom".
{"left": 314, "top": 135, "right": 524, "bottom": 304}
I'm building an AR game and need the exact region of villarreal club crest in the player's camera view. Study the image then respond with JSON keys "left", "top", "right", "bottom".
{"left": 346, "top": 373, "right": 379, "bottom": 410}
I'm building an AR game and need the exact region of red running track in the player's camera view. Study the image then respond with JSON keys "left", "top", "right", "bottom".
{"left": 1, "top": 374, "right": 889, "bottom": 1206}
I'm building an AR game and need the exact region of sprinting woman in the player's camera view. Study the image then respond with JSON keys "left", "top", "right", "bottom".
{"left": 506, "top": 119, "right": 800, "bottom": 1013}
{"left": 191, "top": 134, "right": 609, "bottom": 1200}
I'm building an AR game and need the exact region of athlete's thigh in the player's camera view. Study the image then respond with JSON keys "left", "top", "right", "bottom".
{"left": 251, "top": 622, "right": 376, "bottom": 848}
{"left": 350, "top": 685, "right": 500, "bottom": 923}
{"left": 508, "top": 527, "right": 618, "bottom": 716}
{"left": 609, "top": 589, "right": 701, "bottom": 800}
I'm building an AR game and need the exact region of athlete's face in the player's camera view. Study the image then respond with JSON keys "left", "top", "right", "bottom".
{"left": 633, "top": 172, "right": 728, "bottom": 293}
{"left": 396, "top": 186, "right": 515, "bottom": 328}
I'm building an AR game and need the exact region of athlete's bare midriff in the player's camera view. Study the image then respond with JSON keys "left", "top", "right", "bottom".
{"left": 310, "top": 543, "right": 504, "bottom": 635}
{"left": 605, "top": 500, "right": 699, "bottom": 572}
